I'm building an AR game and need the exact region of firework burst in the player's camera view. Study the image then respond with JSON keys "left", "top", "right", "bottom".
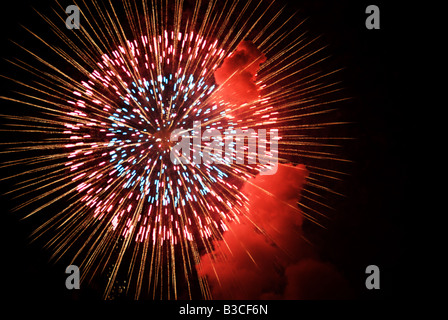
{"left": 1, "top": 0, "right": 350, "bottom": 299}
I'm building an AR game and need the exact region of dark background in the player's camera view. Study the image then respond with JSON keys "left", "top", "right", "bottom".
{"left": 0, "top": 0, "right": 409, "bottom": 306}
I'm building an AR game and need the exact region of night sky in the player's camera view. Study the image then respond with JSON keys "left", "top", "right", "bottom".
{"left": 0, "top": 0, "right": 408, "bottom": 305}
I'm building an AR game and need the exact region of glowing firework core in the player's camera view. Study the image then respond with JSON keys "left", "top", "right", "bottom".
{"left": 64, "top": 31, "right": 273, "bottom": 245}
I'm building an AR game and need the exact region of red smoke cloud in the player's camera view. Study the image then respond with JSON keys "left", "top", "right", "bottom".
{"left": 213, "top": 41, "right": 266, "bottom": 106}
{"left": 196, "top": 164, "right": 352, "bottom": 299}
{"left": 198, "top": 41, "right": 351, "bottom": 299}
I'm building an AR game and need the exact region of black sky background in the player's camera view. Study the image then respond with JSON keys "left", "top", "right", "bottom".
{"left": 0, "top": 0, "right": 409, "bottom": 306}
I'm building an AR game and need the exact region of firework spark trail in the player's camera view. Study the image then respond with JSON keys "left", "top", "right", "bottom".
{"left": 0, "top": 0, "right": 350, "bottom": 299}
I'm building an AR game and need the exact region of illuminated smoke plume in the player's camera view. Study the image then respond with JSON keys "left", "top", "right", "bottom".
{"left": 213, "top": 41, "right": 267, "bottom": 105}
{"left": 197, "top": 163, "right": 352, "bottom": 299}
